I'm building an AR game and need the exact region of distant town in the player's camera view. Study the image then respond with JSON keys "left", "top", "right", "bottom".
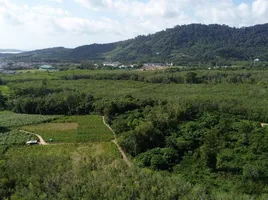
{"left": 0, "top": 58, "right": 255, "bottom": 75}
{"left": 0, "top": 57, "right": 176, "bottom": 74}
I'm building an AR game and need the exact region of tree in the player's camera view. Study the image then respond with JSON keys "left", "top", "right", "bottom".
{"left": 0, "top": 91, "right": 6, "bottom": 110}
{"left": 0, "top": 78, "right": 4, "bottom": 85}
{"left": 201, "top": 131, "right": 219, "bottom": 171}
{"left": 185, "top": 72, "right": 198, "bottom": 84}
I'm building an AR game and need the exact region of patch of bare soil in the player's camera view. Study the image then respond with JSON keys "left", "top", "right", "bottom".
{"left": 39, "top": 123, "right": 78, "bottom": 131}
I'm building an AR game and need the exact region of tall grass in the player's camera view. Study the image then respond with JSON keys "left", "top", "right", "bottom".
{"left": 0, "top": 113, "right": 61, "bottom": 127}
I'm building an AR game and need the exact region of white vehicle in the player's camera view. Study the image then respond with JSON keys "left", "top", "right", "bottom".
{"left": 26, "top": 140, "right": 39, "bottom": 145}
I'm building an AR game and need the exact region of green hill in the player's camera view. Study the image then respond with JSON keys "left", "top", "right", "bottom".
{"left": 67, "top": 23, "right": 268, "bottom": 63}
{"left": 5, "top": 23, "right": 268, "bottom": 63}
{"left": 5, "top": 47, "right": 72, "bottom": 62}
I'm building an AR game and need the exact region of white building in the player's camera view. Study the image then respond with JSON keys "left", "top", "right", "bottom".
{"left": 103, "top": 61, "right": 121, "bottom": 67}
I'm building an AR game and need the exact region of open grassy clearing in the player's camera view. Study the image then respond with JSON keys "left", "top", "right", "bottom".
{"left": 6, "top": 142, "right": 121, "bottom": 164}
{"left": 22, "top": 115, "right": 114, "bottom": 143}
{"left": 16, "top": 69, "right": 41, "bottom": 73}
{"left": 0, "top": 111, "right": 12, "bottom": 115}
{"left": 0, "top": 112, "right": 59, "bottom": 146}
{"left": 0, "top": 112, "right": 61, "bottom": 127}
{"left": 22, "top": 123, "right": 77, "bottom": 143}
{"left": 44, "top": 123, "right": 78, "bottom": 130}
{"left": 0, "top": 130, "right": 37, "bottom": 145}
{"left": 0, "top": 85, "right": 10, "bottom": 95}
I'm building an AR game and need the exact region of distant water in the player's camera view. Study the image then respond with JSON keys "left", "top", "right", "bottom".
{"left": 0, "top": 52, "right": 21, "bottom": 54}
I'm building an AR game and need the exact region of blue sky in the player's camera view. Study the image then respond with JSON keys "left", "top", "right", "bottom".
{"left": 0, "top": 0, "right": 267, "bottom": 50}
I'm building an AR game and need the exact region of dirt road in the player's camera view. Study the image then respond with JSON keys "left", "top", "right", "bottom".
{"left": 19, "top": 130, "right": 47, "bottom": 145}
{"left": 102, "top": 116, "right": 132, "bottom": 167}
{"left": 261, "top": 123, "right": 268, "bottom": 127}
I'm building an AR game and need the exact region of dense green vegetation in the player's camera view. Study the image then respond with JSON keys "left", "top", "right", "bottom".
{"left": 1, "top": 68, "right": 268, "bottom": 199}
{"left": 5, "top": 23, "right": 268, "bottom": 64}
{"left": 1, "top": 144, "right": 226, "bottom": 200}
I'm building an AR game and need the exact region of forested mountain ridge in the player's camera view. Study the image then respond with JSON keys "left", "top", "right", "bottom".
{"left": 109, "top": 23, "right": 268, "bottom": 63}
{"left": 3, "top": 47, "right": 72, "bottom": 62}
{"left": 4, "top": 23, "right": 268, "bottom": 63}
{"left": 69, "top": 43, "right": 117, "bottom": 60}
{"left": 69, "top": 23, "right": 268, "bottom": 63}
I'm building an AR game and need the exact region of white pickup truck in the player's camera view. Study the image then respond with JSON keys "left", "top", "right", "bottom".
{"left": 26, "top": 140, "right": 39, "bottom": 145}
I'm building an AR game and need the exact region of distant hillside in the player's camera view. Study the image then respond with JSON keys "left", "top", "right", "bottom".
{"left": 5, "top": 24, "right": 268, "bottom": 63}
{"left": 69, "top": 43, "right": 116, "bottom": 60}
{"left": 69, "top": 23, "right": 268, "bottom": 63}
{"left": 0, "top": 49, "right": 24, "bottom": 58}
{"left": 6, "top": 47, "right": 72, "bottom": 61}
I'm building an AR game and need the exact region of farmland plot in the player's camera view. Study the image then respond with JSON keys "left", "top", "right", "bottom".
{"left": 0, "top": 113, "right": 61, "bottom": 127}
{"left": 22, "top": 115, "right": 114, "bottom": 143}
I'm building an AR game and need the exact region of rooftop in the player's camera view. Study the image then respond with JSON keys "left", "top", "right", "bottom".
{"left": 39, "top": 65, "right": 56, "bottom": 69}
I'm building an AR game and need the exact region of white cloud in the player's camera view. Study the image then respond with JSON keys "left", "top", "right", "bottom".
{"left": 0, "top": 0, "right": 23, "bottom": 26}
{"left": 74, "top": 0, "right": 268, "bottom": 27}
{"left": 0, "top": 0, "right": 128, "bottom": 49}
{"left": 52, "top": 17, "right": 122, "bottom": 36}
{"left": 1, "top": 0, "right": 268, "bottom": 49}
{"left": 252, "top": 0, "right": 268, "bottom": 23}
{"left": 74, "top": 0, "right": 107, "bottom": 10}
{"left": 195, "top": 1, "right": 238, "bottom": 26}
{"left": 74, "top": 0, "right": 194, "bottom": 19}
{"left": 46, "top": 0, "right": 63, "bottom": 3}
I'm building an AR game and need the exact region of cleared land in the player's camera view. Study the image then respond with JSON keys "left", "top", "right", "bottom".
{"left": 22, "top": 115, "right": 114, "bottom": 143}
{"left": 19, "top": 130, "right": 47, "bottom": 145}
{"left": 37, "top": 123, "right": 78, "bottom": 130}
{"left": 0, "top": 112, "right": 60, "bottom": 127}
{"left": 23, "top": 122, "right": 78, "bottom": 132}
{"left": 0, "top": 113, "right": 114, "bottom": 146}
{"left": 0, "top": 129, "right": 37, "bottom": 145}
{"left": 0, "top": 85, "right": 10, "bottom": 95}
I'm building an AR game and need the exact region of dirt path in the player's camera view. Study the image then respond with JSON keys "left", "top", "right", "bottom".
{"left": 261, "top": 123, "right": 268, "bottom": 127}
{"left": 19, "top": 130, "right": 47, "bottom": 145}
{"left": 102, "top": 116, "right": 132, "bottom": 167}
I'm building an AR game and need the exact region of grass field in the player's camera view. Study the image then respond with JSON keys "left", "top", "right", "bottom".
{"left": 16, "top": 69, "right": 41, "bottom": 73}
{"left": 0, "top": 112, "right": 61, "bottom": 127}
{"left": 0, "top": 112, "right": 61, "bottom": 146}
{"left": 0, "top": 85, "right": 10, "bottom": 95}
{"left": 0, "top": 130, "right": 37, "bottom": 145}
{"left": 22, "top": 115, "right": 114, "bottom": 143}
{"left": 6, "top": 142, "right": 121, "bottom": 165}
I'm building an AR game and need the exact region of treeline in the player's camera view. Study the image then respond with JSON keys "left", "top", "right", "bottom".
{"left": 0, "top": 78, "right": 4, "bottom": 85}
{"left": 62, "top": 71, "right": 256, "bottom": 84}
{"left": 12, "top": 91, "right": 94, "bottom": 115}
{"left": 8, "top": 85, "right": 153, "bottom": 116}
{"left": 5, "top": 81, "right": 268, "bottom": 121}
{"left": 0, "top": 91, "right": 6, "bottom": 110}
